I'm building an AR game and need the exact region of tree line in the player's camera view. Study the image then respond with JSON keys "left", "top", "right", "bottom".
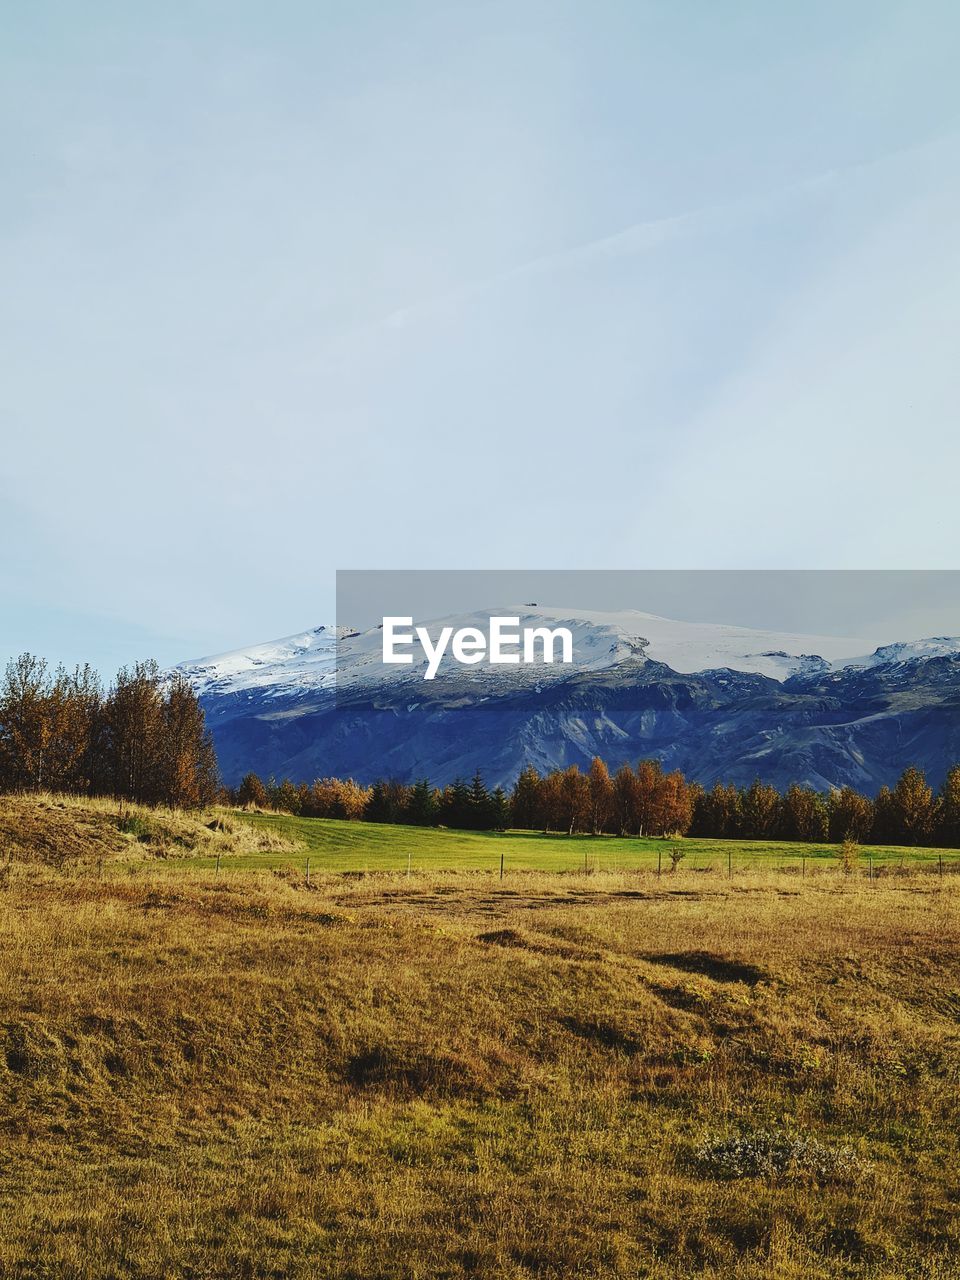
{"left": 227, "top": 756, "right": 960, "bottom": 848}
{"left": 229, "top": 770, "right": 511, "bottom": 832}
{"left": 5, "top": 644, "right": 958, "bottom": 846}
{"left": 0, "top": 653, "right": 219, "bottom": 808}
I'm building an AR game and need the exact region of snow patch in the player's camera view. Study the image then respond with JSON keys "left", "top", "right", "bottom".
{"left": 175, "top": 607, "right": 882, "bottom": 698}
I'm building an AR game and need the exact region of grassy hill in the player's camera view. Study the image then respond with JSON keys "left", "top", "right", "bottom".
{"left": 2, "top": 795, "right": 960, "bottom": 1277}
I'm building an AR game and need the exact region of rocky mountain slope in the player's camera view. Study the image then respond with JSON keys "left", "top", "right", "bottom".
{"left": 176, "top": 608, "right": 960, "bottom": 791}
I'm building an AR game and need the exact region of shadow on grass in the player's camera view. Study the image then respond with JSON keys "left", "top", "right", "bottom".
{"left": 644, "top": 950, "right": 768, "bottom": 986}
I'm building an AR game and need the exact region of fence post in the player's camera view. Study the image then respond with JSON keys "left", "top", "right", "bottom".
{"left": 727, "top": 847, "right": 732, "bottom": 880}
{"left": 500, "top": 851, "right": 504, "bottom": 881}
{"left": 407, "top": 850, "right": 411, "bottom": 878}
{"left": 657, "top": 848, "right": 662, "bottom": 879}
{"left": 939, "top": 854, "right": 944, "bottom": 882}
{"left": 305, "top": 857, "right": 311, "bottom": 887}
{"left": 869, "top": 855, "right": 874, "bottom": 883}
{"left": 216, "top": 852, "right": 221, "bottom": 877}
{"left": 583, "top": 845, "right": 588, "bottom": 875}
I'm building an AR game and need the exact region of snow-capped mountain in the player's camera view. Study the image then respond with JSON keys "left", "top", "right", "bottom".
{"left": 178, "top": 626, "right": 338, "bottom": 699}
{"left": 179, "top": 606, "right": 872, "bottom": 697}
{"left": 844, "top": 637, "right": 960, "bottom": 670}
{"left": 175, "top": 608, "right": 960, "bottom": 793}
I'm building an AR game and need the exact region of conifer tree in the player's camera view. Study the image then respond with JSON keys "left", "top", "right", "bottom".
{"left": 490, "top": 786, "right": 509, "bottom": 831}
{"left": 406, "top": 777, "right": 437, "bottom": 826}
{"left": 440, "top": 777, "right": 472, "bottom": 829}
{"left": 510, "top": 766, "right": 543, "bottom": 830}
{"left": 365, "top": 780, "right": 390, "bottom": 823}
{"left": 692, "top": 782, "right": 741, "bottom": 837}
{"left": 468, "top": 770, "right": 493, "bottom": 830}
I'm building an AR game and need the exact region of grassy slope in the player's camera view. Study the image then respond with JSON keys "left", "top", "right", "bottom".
{"left": 3, "top": 797, "right": 960, "bottom": 1278}
{"left": 0, "top": 793, "right": 303, "bottom": 869}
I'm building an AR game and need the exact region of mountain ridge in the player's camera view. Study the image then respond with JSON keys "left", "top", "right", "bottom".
{"left": 174, "top": 610, "right": 960, "bottom": 793}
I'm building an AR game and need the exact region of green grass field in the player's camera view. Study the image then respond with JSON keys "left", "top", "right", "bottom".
{"left": 138, "top": 809, "right": 960, "bottom": 878}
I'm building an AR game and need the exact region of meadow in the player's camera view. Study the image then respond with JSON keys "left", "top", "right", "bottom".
{"left": 1, "top": 795, "right": 960, "bottom": 1278}
{"left": 141, "top": 806, "right": 960, "bottom": 878}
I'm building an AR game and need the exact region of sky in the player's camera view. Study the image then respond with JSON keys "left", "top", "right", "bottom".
{"left": 336, "top": 572, "right": 960, "bottom": 647}
{"left": 2, "top": 1, "right": 959, "bottom": 674}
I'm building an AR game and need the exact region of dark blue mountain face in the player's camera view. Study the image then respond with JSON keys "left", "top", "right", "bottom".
{"left": 199, "top": 654, "right": 960, "bottom": 795}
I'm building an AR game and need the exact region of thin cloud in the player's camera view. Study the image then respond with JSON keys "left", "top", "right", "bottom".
{"left": 368, "top": 132, "right": 953, "bottom": 337}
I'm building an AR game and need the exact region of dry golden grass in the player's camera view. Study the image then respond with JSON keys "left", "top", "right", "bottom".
{"left": 1, "top": 798, "right": 960, "bottom": 1277}
{"left": 0, "top": 792, "right": 302, "bottom": 868}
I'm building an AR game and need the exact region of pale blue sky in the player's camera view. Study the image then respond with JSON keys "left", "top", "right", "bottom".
{"left": 2, "top": 2, "right": 959, "bottom": 672}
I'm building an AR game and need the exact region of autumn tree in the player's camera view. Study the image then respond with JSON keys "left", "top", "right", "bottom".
{"left": 659, "top": 769, "right": 695, "bottom": 836}
{"left": 336, "top": 778, "right": 371, "bottom": 820}
{"left": 238, "top": 772, "right": 267, "bottom": 808}
{"left": 159, "top": 675, "right": 218, "bottom": 808}
{"left": 937, "top": 764, "right": 960, "bottom": 847}
{"left": 612, "top": 764, "right": 640, "bottom": 834}
{"left": 635, "top": 759, "right": 666, "bottom": 836}
{"left": 692, "top": 782, "right": 741, "bottom": 838}
{"left": 0, "top": 653, "right": 52, "bottom": 790}
{"left": 50, "top": 664, "right": 104, "bottom": 794}
{"left": 779, "top": 784, "right": 829, "bottom": 842}
{"left": 739, "top": 779, "right": 780, "bottom": 839}
{"left": 301, "top": 776, "right": 370, "bottom": 819}
{"left": 871, "top": 785, "right": 897, "bottom": 845}
{"left": 827, "top": 786, "right": 874, "bottom": 843}
{"left": 890, "top": 767, "right": 937, "bottom": 845}
{"left": 104, "top": 661, "right": 165, "bottom": 804}
{"left": 559, "top": 765, "right": 592, "bottom": 835}
{"left": 588, "top": 757, "right": 613, "bottom": 834}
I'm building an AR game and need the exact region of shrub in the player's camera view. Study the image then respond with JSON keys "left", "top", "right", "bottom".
{"left": 117, "top": 814, "right": 151, "bottom": 842}
{"left": 836, "top": 839, "right": 861, "bottom": 875}
{"left": 696, "top": 1129, "right": 866, "bottom": 1181}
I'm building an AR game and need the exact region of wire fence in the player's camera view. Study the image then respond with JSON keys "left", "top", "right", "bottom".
{"left": 85, "top": 842, "right": 960, "bottom": 883}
